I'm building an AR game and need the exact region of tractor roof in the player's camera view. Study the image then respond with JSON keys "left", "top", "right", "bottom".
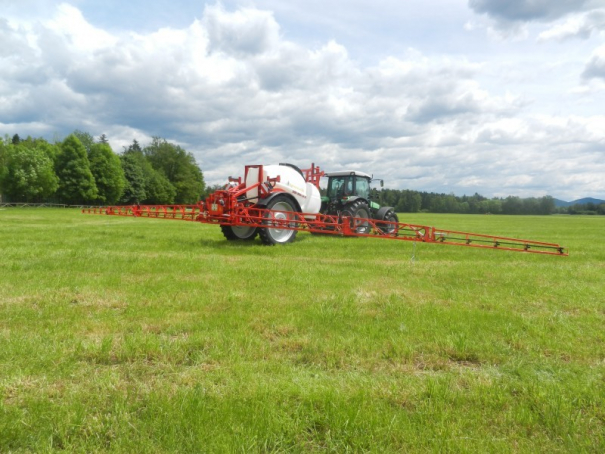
{"left": 324, "top": 170, "right": 372, "bottom": 179}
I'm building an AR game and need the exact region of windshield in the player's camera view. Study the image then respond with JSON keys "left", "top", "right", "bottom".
{"left": 327, "top": 175, "right": 371, "bottom": 199}
{"left": 328, "top": 176, "right": 351, "bottom": 198}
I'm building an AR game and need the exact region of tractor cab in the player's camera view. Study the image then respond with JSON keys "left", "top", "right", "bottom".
{"left": 324, "top": 170, "right": 373, "bottom": 204}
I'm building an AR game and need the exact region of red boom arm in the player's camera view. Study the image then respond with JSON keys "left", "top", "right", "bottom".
{"left": 82, "top": 164, "right": 568, "bottom": 256}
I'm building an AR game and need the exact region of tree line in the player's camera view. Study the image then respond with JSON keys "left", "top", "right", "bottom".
{"left": 377, "top": 189, "right": 558, "bottom": 215}
{"left": 0, "top": 132, "right": 205, "bottom": 205}
{"left": 559, "top": 202, "right": 605, "bottom": 216}
{"left": 2, "top": 132, "right": 602, "bottom": 215}
{"left": 377, "top": 189, "right": 605, "bottom": 215}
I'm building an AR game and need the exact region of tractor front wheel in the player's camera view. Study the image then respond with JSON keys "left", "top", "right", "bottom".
{"left": 259, "top": 195, "right": 299, "bottom": 245}
{"left": 341, "top": 200, "right": 371, "bottom": 234}
{"left": 377, "top": 210, "right": 399, "bottom": 234}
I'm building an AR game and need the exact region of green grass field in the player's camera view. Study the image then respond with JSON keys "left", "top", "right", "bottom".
{"left": 1, "top": 208, "right": 603, "bottom": 452}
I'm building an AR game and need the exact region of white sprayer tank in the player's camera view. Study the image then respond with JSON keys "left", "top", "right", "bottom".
{"left": 245, "top": 165, "right": 322, "bottom": 215}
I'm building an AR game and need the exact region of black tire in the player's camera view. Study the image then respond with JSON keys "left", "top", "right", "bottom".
{"left": 341, "top": 200, "right": 371, "bottom": 234}
{"left": 221, "top": 225, "right": 258, "bottom": 241}
{"left": 258, "top": 195, "right": 299, "bottom": 245}
{"left": 377, "top": 210, "right": 399, "bottom": 234}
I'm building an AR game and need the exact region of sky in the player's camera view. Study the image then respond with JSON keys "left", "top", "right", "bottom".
{"left": 1, "top": 0, "right": 604, "bottom": 200}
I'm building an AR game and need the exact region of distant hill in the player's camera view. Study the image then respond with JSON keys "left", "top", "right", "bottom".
{"left": 554, "top": 197, "right": 605, "bottom": 207}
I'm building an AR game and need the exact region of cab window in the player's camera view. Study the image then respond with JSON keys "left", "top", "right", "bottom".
{"left": 328, "top": 176, "right": 353, "bottom": 198}
{"left": 355, "top": 177, "right": 369, "bottom": 199}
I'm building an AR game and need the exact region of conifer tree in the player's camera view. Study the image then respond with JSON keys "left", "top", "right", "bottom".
{"left": 89, "top": 142, "right": 126, "bottom": 204}
{"left": 55, "top": 135, "right": 98, "bottom": 204}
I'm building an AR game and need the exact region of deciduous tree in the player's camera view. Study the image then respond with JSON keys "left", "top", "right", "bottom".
{"left": 72, "top": 130, "right": 95, "bottom": 154}
{"left": 0, "top": 143, "right": 58, "bottom": 202}
{"left": 143, "top": 137, "right": 204, "bottom": 203}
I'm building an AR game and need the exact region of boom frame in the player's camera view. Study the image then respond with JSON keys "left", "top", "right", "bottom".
{"left": 82, "top": 163, "right": 568, "bottom": 256}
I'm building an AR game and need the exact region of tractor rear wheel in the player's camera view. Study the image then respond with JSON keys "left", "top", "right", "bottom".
{"left": 221, "top": 225, "right": 258, "bottom": 241}
{"left": 259, "top": 195, "right": 299, "bottom": 245}
{"left": 377, "top": 210, "right": 399, "bottom": 234}
{"left": 341, "top": 200, "right": 371, "bottom": 234}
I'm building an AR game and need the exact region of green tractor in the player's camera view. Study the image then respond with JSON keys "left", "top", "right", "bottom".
{"left": 321, "top": 170, "right": 399, "bottom": 234}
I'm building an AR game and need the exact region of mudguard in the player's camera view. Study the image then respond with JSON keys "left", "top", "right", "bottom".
{"left": 342, "top": 196, "right": 364, "bottom": 206}
{"left": 258, "top": 192, "right": 302, "bottom": 212}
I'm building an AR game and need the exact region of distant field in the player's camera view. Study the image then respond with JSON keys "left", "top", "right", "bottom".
{"left": 0, "top": 208, "right": 603, "bottom": 452}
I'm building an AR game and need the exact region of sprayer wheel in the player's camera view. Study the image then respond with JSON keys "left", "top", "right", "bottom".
{"left": 259, "top": 195, "right": 299, "bottom": 245}
{"left": 221, "top": 225, "right": 258, "bottom": 241}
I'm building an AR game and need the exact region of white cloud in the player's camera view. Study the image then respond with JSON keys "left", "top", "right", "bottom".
{"left": 0, "top": 2, "right": 604, "bottom": 200}
{"left": 203, "top": 4, "right": 280, "bottom": 56}
{"left": 582, "top": 43, "right": 605, "bottom": 79}
{"left": 468, "top": 0, "right": 595, "bottom": 24}
{"left": 467, "top": 0, "right": 605, "bottom": 41}
{"left": 46, "top": 3, "right": 117, "bottom": 51}
{"left": 538, "top": 9, "right": 605, "bottom": 41}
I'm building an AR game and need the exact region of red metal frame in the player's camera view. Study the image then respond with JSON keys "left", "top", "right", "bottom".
{"left": 82, "top": 163, "right": 568, "bottom": 256}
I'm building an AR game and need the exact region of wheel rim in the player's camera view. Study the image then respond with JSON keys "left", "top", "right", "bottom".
{"left": 231, "top": 225, "right": 257, "bottom": 239}
{"left": 267, "top": 201, "right": 296, "bottom": 243}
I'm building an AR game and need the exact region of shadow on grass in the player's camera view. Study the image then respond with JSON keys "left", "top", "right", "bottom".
{"left": 186, "top": 230, "right": 314, "bottom": 250}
